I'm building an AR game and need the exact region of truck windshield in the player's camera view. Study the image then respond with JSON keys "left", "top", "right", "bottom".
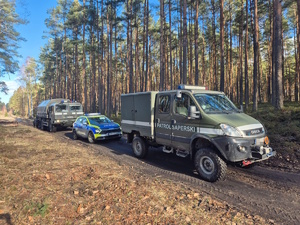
{"left": 193, "top": 93, "right": 239, "bottom": 114}
{"left": 70, "top": 105, "right": 82, "bottom": 111}
{"left": 55, "top": 104, "right": 67, "bottom": 112}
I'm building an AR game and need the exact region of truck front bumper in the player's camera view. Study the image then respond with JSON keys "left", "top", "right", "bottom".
{"left": 54, "top": 119, "right": 75, "bottom": 127}
{"left": 212, "top": 136, "right": 276, "bottom": 163}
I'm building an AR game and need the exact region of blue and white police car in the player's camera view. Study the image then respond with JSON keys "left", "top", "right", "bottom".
{"left": 72, "top": 113, "right": 122, "bottom": 143}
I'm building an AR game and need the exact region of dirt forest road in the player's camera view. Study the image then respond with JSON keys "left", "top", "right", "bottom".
{"left": 20, "top": 119, "right": 300, "bottom": 224}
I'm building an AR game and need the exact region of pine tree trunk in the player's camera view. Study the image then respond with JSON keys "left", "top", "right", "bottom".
{"left": 202, "top": 16, "right": 206, "bottom": 86}
{"left": 182, "top": 0, "right": 187, "bottom": 84}
{"left": 296, "top": 0, "right": 300, "bottom": 101}
{"left": 253, "top": 0, "right": 259, "bottom": 111}
{"left": 194, "top": 0, "right": 199, "bottom": 86}
{"left": 239, "top": 0, "right": 243, "bottom": 109}
{"left": 189, "top": 6, "right": 193, "bottom": 85}
{"left": 83, "top": 0, "right": 87, "bottom": 112}
{"left": 169, "top": 0, "right": 173, "bottom": 89}
{"left": 273, "top": 0, "right": 283, "bottom": 109}
{"left": 135, "top": 17, "right": 140, "bottom": 92}
{"left": 244, "top": 0, "right": 249, "bottom": 109}
{"left": 229, "top": 0, "right": 233, "bottom": 100}
{"left": 220, "top": 0, "right": 224, "bottom": 92}
{"left": 295, "top": 19, "right": 299, "bottom": 101}
{"left": 145, "top": 0, "right": 149, "bottom": 91}
{"left": 211, "top": 0, "right": 217, "bottom": 90}
{"left": 268, "top": 0, "right": 273, "bottom": 102}
{"left": 160, "top": 0, "right": 165, "bottom": 89}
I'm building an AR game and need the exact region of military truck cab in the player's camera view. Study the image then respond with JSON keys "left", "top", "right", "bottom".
{"left": 34, "top": 99, "right": 83, "bottom": 132}
{"left": 121, "top": 85, "right": 276, "bottom": 182}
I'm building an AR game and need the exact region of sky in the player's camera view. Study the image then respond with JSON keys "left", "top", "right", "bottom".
{"left": 0, "top": 0, "right": 57, "bottom": 104}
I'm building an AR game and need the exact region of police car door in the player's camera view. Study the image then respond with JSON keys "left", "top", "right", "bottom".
{"left": 155, "top": 93, "right": 172, "bottom": 146}
{"left": 81, "top": 118, "right": 89, "bottom": 138}
{"left": 171, "top": 92, "right": 197, "bottom": 150}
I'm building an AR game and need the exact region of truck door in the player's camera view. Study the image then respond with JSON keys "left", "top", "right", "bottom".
{"left": 154, "top": 93, "right": 172, "bottom": 146}
{"left": 171, "top": 92, "right": 198, "bottom": 151}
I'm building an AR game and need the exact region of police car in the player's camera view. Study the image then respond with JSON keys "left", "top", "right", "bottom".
{"left": 72, "top": 113, "right": 122, "bottom": 143}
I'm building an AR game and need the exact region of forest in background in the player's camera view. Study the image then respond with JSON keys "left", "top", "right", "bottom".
{"left": 3, "top": 0, "right": 300, "bottom": 117}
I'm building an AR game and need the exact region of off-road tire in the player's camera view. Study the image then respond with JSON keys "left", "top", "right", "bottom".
{"left": 194, "top": 148, "right": 227, "bottom": 182}
{"left": 73, "top": 130, "right": 78, "bottom": 140}
{"left": 49, "top": 123, "right": 56, "bottom": 132}
{"left": 132, "top": 137, "right": 148, "bottom": 158}
{"left": 38, "top": 121, "right": 42, "bottom": 129}
{"left": 88, "top": 132, "right": 95, "bottom": 144}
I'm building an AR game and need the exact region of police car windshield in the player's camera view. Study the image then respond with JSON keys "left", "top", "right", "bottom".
{"left": 193, "top": 93, "right": 239, "bottom": 114}
{"left": 88, "top": 116, "right": 111, "bottom": 125}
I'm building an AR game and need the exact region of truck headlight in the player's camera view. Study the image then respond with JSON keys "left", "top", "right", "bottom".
{"left": 220, "top": 124, "right": 243, "bottom": 137}
{"left": 95, "top": 129, "right": 101, "bottom": 134}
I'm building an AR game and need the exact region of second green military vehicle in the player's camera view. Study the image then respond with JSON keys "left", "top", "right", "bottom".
{"left": 34, "top": 99, "right": 83, "bottom": 132}
{"left": 121, "top": 85, "right": 276, "bottom": 182}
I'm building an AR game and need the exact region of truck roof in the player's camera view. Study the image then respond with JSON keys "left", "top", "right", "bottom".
{"left": 121, "top": 89, "right": 223, "bottom": 96}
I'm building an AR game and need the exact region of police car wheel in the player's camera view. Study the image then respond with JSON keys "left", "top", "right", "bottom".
{"left": 194, "top": 148, "right": 227, "bottom": 182}
{"left": 132, "top": 137, "right": 148, "bottom": 158}
{"left": 73, "top": 130, "right": 78, "bottom": 140}
{"left": 88, "top": 132, "right": 95, "bottom": 144}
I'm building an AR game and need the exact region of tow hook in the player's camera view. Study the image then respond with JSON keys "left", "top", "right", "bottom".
{"left": 242, "top": 160, "right": 252, "bottom": 167}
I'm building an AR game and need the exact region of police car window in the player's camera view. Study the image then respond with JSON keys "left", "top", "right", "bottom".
{"left": 158, "top": 95, "right": 170, "bottom": 113}
{"left": 82, "top": 118, "right": 88, "bottom": 124}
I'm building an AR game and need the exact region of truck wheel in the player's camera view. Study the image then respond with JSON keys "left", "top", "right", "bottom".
{"left": 73, "top": 130, "right": 78, "bottom": 140}
{"left": 194, "top": 148, "right": 227, "bottom": 182}
{"left": 132, "top": 137, "right": 148, "bottom": 158}
{"left": 88, "top": 132, "right": 95, "bottom": 144}
{"left": 49, "top": 124, "right": 56, "bottom": 132}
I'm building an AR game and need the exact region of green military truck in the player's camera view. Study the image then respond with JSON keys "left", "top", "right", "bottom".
{"left": 34, "top": 99, "right": 83, "bottom": 132}
{"left": 121, "top": 85, "right": 276, "bottom": 182}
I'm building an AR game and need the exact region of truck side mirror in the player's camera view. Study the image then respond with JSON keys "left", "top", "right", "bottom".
{"left": 188, "top": 106, "right": 200, "bottom": 119}
{"left": 176, "top": 90, "right": 182, "bottom": 99}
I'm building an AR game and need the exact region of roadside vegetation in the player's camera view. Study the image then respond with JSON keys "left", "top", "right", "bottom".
{"left": 247, "top": 102, "right": 300, "bottom": 171}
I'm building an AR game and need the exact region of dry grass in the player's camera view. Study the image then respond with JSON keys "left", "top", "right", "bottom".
{"left": 0, "top": 120, "right": 269, "bottom": 224}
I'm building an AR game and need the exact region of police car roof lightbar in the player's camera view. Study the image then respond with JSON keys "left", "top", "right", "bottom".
{"left": 177, "top": 84, "right": 207, "bottom": 90}
{"left": 85, "top": 113, "right": 101, "bottom": 116}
